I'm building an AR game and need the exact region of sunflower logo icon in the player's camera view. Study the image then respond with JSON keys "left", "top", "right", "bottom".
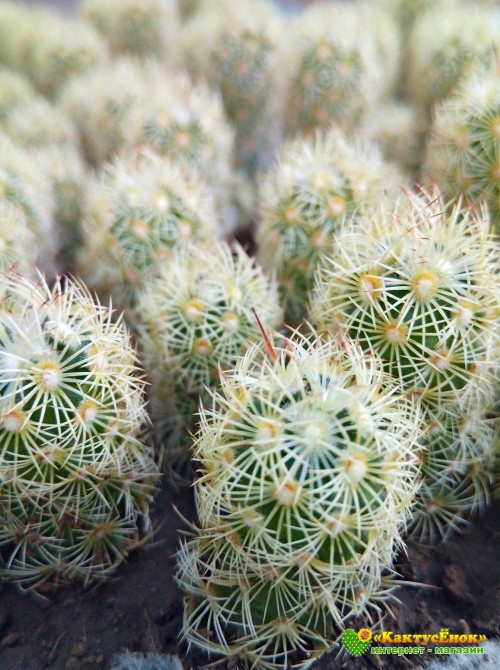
{"left": 358, "top": 628, "right": 372, "bottom": 642}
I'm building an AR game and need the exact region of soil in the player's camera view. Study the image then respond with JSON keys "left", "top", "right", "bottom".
{"left": 0, "top": 482, "right": 498, "bottom": 670}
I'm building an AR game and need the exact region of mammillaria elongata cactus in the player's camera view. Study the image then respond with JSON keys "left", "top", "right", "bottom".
{"left": 178, "top": 330, "right": 421, "bottom": 669}
{"left": 0, "top": 273, "right": 158, "bottom": 589}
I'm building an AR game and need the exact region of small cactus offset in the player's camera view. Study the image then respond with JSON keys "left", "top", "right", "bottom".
{"left": 178, "top": 331, "right": 421, "bottom": 668}
{"left": 0, "top": 272, "right": 158, "bottom": 590}
{"left": 407, "top": 1, "right": 499, "bottom": 120}
{"left": 182, "top": 0, "right": 283, "bottom": 176}
{"left": 425, "top": 70, "right": 500, "bottom": 230}
{"left": 81, "top": 0, "right": 180, "bottom": 61}
{"left": 257, "top": 128, "right": 403, "bottom": 324}
{"left": 0, "top": 68, "right": 35, "bottom": 121}
{"left": 78, "top": 149, "right": 218, "bottom": 309}
{"left": 137, "top": 243, "right": 282, "bottom": 477}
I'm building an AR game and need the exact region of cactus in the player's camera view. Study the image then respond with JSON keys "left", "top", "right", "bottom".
{"left": 110, "top": 650, "right": 183, "bottom": 670}
{"left": 0, "top": 131, "right": 57, "bottom": 277}
{"left": 1, "top": 96, "right": 77, "bottom": 149}
{"left": 78, "top": 150, "right": 218, "bottom": 309}
{"left": 311, "top": 190, "right": 499, "bottom": 542}
{"left": 407, "top": 1, "right": 498, "bottom": 120}
{"left": 0, "top": 68, "right": 35, "bottom": 121}
{"left": 311, "top": 190, "right": 498, "bottom": 410}
{"left": 19, "top": 10, "right": 106, "bottom": 100}
{"left": 0, "top": 201, "right": 36, "bottom": 273}
{"left": 138, "top": 243, "right": 282, "bottom": 477}
{"left": 425, "top": 70, "right": 500, "bottom": 230}
{"left": 283, "top": 1, "right": 397, "bottom": 138}
{"left": 178, "top": 330, "right": 421, "bottom": 668}
{"left": 364, "top": 101, "right": 422, "bottom": 175}
{"left": 81, "top": 0, "right": 180, "bottom": 61}
{"left": 182, "top": 0, "right": 282, "bottom": 176}
{"left": 407, "top": 406, "right": 496, "bottom": 542}
{"left": 34, "top": 145, "right": 89, "bottom": 270}
{"left": 257, "top": 128, "right": 404, "bottom": 324}
{"left": 0, "top": 272, "right": 158, "bottom": 590}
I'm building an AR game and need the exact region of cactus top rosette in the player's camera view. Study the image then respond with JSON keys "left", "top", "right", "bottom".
{"left": 0, "top": 272, "right": 157, "bottom": 589}
{"left": 311, "top": 190, "right": 499, "bottom": 410}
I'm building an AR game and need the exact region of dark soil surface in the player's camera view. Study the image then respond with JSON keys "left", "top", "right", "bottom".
{"left": 0, "top": 484, "right": 498, "bottom": 670}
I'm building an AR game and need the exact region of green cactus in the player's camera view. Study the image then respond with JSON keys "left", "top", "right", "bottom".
{"left": 407, "top": 1, "right": 498, "bottom": 120}
{"left": 182, "top": 0, "right": 282, "bottom": 176}
{"left": 178, "top": 330, "right": 421, "bottom": 668}
{"left": 283, "top": 2, "right": 398, "bottom": 137}
{"left": 257, "top": 128, "right": 403, "bottom": 324}
{"left": 425, "top": 70, "right": 500, "bottom": 230}
{"left": 0, "top": 68, "right": 35, "bottom": 121}
{"left": 0, "top": 272, "right": 158, "bottom": 590}
{"left": 0, "top": 201, "right": 36, "bottom": 273}
{"left": 407, "top": 406, "right": 496, "bottom": 542}
{"left": 81, "top": 0, "right": 180, "bottom": 60}
{"left": 1, "top": 96, "right": 77, "bottom": 149}
{"left": 311, "top": 190, "right": 498, "bottom": 409}
{"left": 0, "top": 131, "right": 56, "bottom": 277}
{"left": 138, "top": 243, "right": 282, "bottom": 478}
{"left": 78, "top": 150, "right": 218, "bottom": 309}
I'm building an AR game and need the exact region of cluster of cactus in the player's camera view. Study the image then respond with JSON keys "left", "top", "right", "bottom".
{"left": 0, "top": 273, "right": 158, "bottom": 589}
{"left": 257, "top": 128, "right": 402, "bottom": 323}
{"left": 311, "top": 190, "right": 498, "bottom": 540}
{"left": 182, "top": 0, "right": 282, "bottom": 175}
{"left": 283, "top": 2, "right": 400, "bottom": 138}
{"left": 178, "top": 331, "right": 421, "bottom": 668}
{"left": 0, "top": 3, "right": 106, "bottom": 100}
{"left": 425, "top": 70, "right": 500, "bottom": 229}
{"left": 137, "top": 243, "right": 282, "bottom": 477}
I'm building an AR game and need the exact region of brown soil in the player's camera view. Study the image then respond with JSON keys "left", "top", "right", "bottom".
{"left": 0, "top": 482, "right": 498, "bottom": 670}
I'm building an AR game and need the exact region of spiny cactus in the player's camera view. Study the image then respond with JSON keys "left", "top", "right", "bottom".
{"left": 257, "top": 128, "right": 404, "bottom": 324}
{"left": 0, "top": 131, "right": 56, "bottom": 277}
{"left": 407, "top": 406, "right": 496, "bottom": 542}
{"left": 0, "top": 68, "right": 34, "bottom": 121}
{"left": 0, "top": 272, "right": 158, "bottom": 590}
{"left": 1, "top": 96, "right": 77, "bottom": 149}
{"left": 34, "top": 145, "right": 89, "bottom": 270}
{"left": 138, "top": 243, "right": 282, "bottom": 477}
{"left": 364, "top": 101, "right": 422, "bottom": 175}
{"left": 81, "top": 0, "right": 180, "bottom": 61}
{"left": 182, "top": 0, "right": 282, "bottom": 176}
{"left": 425, "top": 70, "right": 500, "bottom": 230}
{"left": 407, "top": 1, "right": 499, "bottom": 120}
{"left": 311, "top": 190, "right": 498, "bottom": 410}
{"left": 178, "top": 330, "right": 421, "bottom": 669}
{"left": 283, "top": 1, "right": 398, "bottom": 138}
{"left": 0, "top": 201, "right": 36, "bottom": 273}
{"left": 78, "top": 150, "right": 218, "bottom": 309}
{"left": 18, "top": 9, "right": 106, "bottom": 100}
